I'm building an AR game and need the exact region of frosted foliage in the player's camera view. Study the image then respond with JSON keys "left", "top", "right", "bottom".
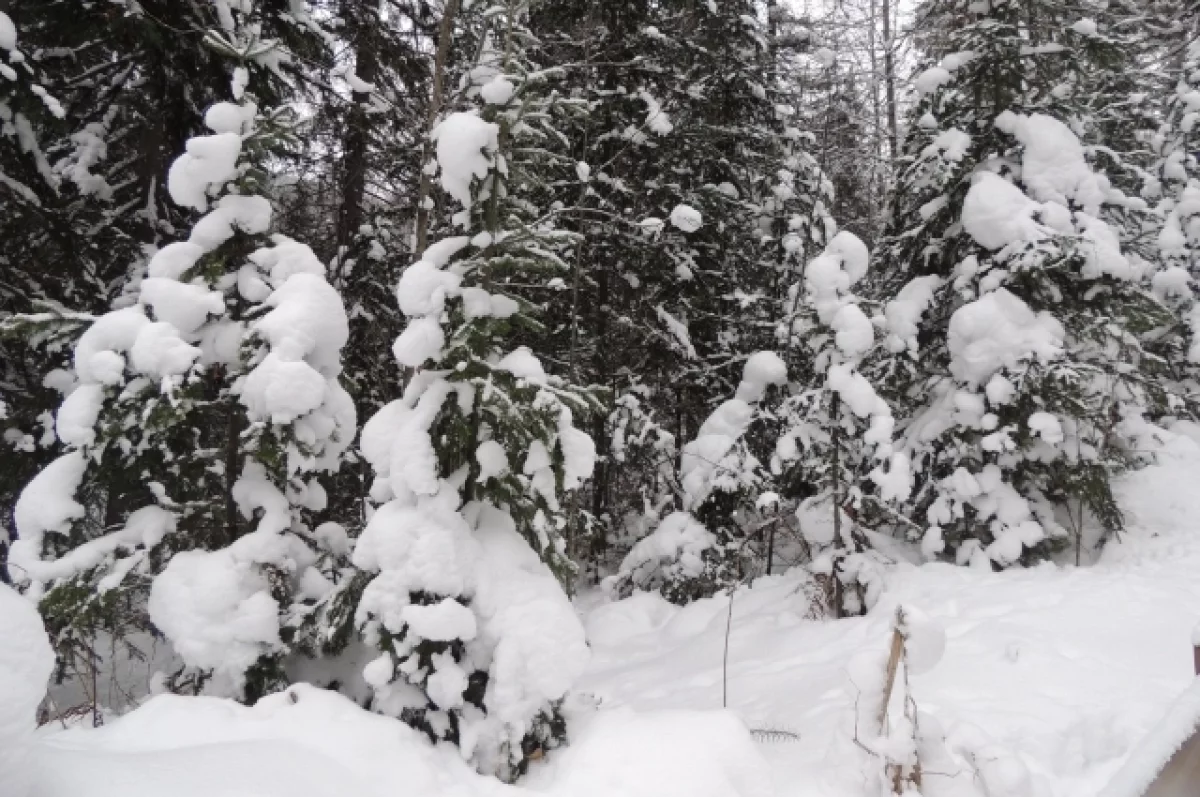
{"left": 247, "top": 235, "right": 326, "bottom": 286}
{"left": 885, "top": 276, "right": 943, "bottom": 353}
{"left": 149, "top": 539, "right": 284, "bottom": 693}
{"left": 352, "top": 499, "right": 589, "bottom": 771}
{"left": 948, "top": 289, "right": 1064, "bottom": 386}
{"left": 670, "top": 204, "right": 703, "bottom": 232}
{"left": 996, "top": 112, "right": 1109, "bottom": 216}
{"left": 204, "top": 101, "right": 254, "bottom": 135}
{"left": 0, "top": 12, "right": 16, "bottom": 51}
{"left": 240, "top": 263, "right": 353, "bottom": 440}
{"left": 803, "top": 231, "right": 870, "bottom": 325}
{"left": 915, "top": 66, "right": 952, "bottom": 95}
{"left": 832, "top": 304, "right": 874, "bottom": 358}
{"left": 147, "top": 242, "right": 205, "bottom": 280}
{"left": 129, "top": 322, "right": 202, "bottom": 378}
{"left": 167, "top": 132, "right": 243, "bottom": 211}
{"left": 396, "top": 259, "right": 463, "bottom": 318}
{"left": 251, "top": 271, "right": 348, "bottom": 374}
{"left": 827, "top": 363, "right": 887, "bottom": 419}
{"left": 231, "top": 461, "right": 292, "bottom": 536}
{"left": 470, "top": 505, "right": 589, "bottom": 736}
{"left": 0, "top": 584, "right": 54, "bottom": 797}
{"left": 139, "top": 278, "right": 225, "bottom": 335}
{"left": 12, "top": 506, "right": 174, "bottom": 590}
{"left": 12, "top": 450, "right": 87, "bottom": 554}
{"left": 498, "top": 347, "right": 548, "bottom": 384}
{"left": 402, "top": 599, "right": 478, "bottom": 642}
{"left": 392, "top": 315, "right": 445, "bottom": 368}
{"left": 476, "top": 440, "right": 509, "bottom": 482}
{"left": 825, "top": 231, "right": 869, "bottom": 284}
{"left": 619, "top": 511, "right": 716, "bottom": 581}
{"left": 56, "top": 383, "right": 104, "bottom": 447}
{"left": 352, "top": 498, "right": 479, "bottom": 606}
{"left": 962, "top": 172, "right": 1043, "bottom": 250}
{"left": 638, "top": 90, "right": 673, "bottom": 135}
{"left": 431, "top": 112, "right": 499, "bottom": 209}
{"left": 74, "top": 308, "right": 147, "bottom": 383}
{"left": 736, "top": 351, "right": 787, "bottom": 403}
{"left": 190, "top": 194, "right": 273, "bottom": 250}
{"left": 558, "top": 407, "right": 597, "bottom": 490}
{"left": 681, "top": 352, "right": 785, "bottom": 509}
{"left": 480, "top": 77, "right": 514, "bottom": 105}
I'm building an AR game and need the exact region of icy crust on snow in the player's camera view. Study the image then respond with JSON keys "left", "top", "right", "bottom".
{"left": 1, "top": 583, "right": 54, "bottom": 797}
{"left": 27, "top": 685, "right": 771, "bottom": 797}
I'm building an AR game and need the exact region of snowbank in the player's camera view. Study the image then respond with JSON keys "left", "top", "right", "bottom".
{"left": 28, "top": 685, "right": 770, "bottom": 797}
{"left": 580, "top": 434, "right": 1200, "bottom": 797}
{"left": 1, "top": 584, "right": 54, "bottom": 797}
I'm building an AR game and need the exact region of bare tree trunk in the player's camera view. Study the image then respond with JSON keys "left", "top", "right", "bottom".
{"left": 414, "top": 0, "right": 463, "bottom": 253}
{"left": 882, "top": 0, "right": 898, "bottom": 162}
{"left": 335, "top": 0, "right": 380, "bottom": 271}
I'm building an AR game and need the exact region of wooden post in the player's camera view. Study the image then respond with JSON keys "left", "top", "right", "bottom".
{"left": 1193, "top": 623, "right": 1200, "bottom": 676}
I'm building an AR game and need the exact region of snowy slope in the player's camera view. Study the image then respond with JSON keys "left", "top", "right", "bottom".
{"left": 580, "top": 434, "right": 1200, "bottom": 797}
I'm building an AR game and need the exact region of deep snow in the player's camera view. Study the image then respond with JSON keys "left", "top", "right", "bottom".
{"left": 14, "top": 432, "right": 1200, "bottom": 797}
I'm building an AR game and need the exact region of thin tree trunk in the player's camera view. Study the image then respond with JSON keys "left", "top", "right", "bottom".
{"left": 414, "top": 0, "right": 463, "bottom": 253}
{"left": 882, "top": 0, "right": 898, "bottom": 162}
{"left": 335, "top": 0, "right": 379, "bottom": 271}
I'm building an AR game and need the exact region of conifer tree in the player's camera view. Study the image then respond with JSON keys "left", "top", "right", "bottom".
{"left": 866, "top": 0, "right": 1179, "bottom": 566}
{"left": 776, "top": 231, "right": 903, "bottom": 615}
{"left": 344, "top": 0, "right": 595, "bottom": 778}
{"left": 9, "top": 3, "right": 356, "bottom": 701}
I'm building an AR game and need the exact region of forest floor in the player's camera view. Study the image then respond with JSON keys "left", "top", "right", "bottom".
{"left": 25, "top": 433, "right": 1200, "bottom": 797}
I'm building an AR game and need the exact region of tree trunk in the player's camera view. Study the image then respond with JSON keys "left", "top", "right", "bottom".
{"left": 335, "top": 0, "right": 380, "bottom": 272}
{"left": 415, "top": 0, "right": 463, "bottom": 253}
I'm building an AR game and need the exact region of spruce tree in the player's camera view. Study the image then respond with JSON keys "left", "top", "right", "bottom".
{"left": 345, "top": 0, "right": 595, "bottom": 778}
{"left": 9, "top": 3, "right": 356, "bottom": 701}
{"left": 866, "top": 0, "right": 1179, "bottom": 566}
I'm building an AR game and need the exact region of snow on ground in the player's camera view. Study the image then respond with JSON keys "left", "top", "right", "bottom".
{"left": 28, "top": 686, "right": 768, "bottom": 797}
{"left": 22, "top": 433, "right": 1200, "bottom": 797}
{"left": 580, "top": 433, "right": 1200, "bottom": 797}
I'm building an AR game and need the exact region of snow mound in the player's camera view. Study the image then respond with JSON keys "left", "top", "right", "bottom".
{"left": 1, "top": 583, "right": 54, "bottom": 797}
{"left": 29, "top": 684, "right": 771, "bottom": 797}
{"left": 526, "top": 707, "right": 773, "bottom": 797}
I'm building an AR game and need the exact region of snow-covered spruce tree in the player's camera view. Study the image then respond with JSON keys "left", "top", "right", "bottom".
{"left": 346, "top": 0, "right": 595, "bottom": 780}
{"left": 608, "top": 352, "right": 787, "bottom": 603}
{"left": 1147, "top": 23, "right": 1200, "bottom": 389}
{"left": 0, "top": 9, "right": 73, "bottom": 569}
{"left": 865, "top": 0, "right": 1180, "bottom": 566}
{"left": 0, "top": 2, "right": 328, "bottom": 540}
{"left": 9, "top": 11, "right": 355, "bottom": 701}
{"left": 775, "top": 231, "right": 908, "bottom": 616}
{"left": 528, "top": 0, "right": 833, "bottom": 576}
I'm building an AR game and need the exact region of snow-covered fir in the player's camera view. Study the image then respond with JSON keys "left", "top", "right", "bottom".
{"left": 4, "top": 1, "right": 1200, "bottom": 796}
